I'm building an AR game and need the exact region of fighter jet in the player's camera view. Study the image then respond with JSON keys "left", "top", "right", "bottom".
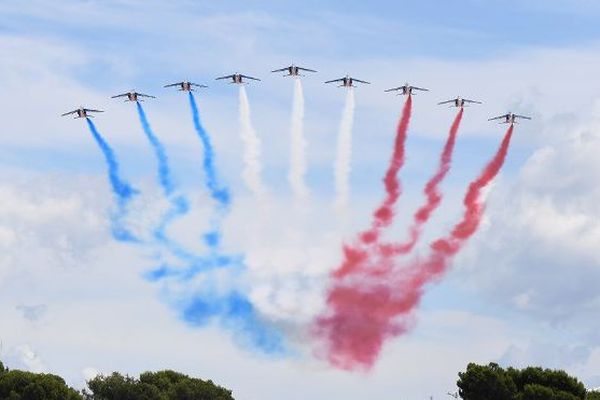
{"left": 325, "top": 75, "right": 370, "bottom": 87}
{"left": 164, "top": 81, "right": 208, "bottom": 92}
{"left": 385, "top": 83, "right": 428, "bottom": 95}
{"left": 111, "top": 91, "right": 155, "bottom": 102}
{"left": 438, "top": 97, "right": 482, "bottom": 108}
{"left": 271, "top": 64, "right": 317, "bottom": 77}
{"left": 488, "top": 112, "right": 531, "bottom": 124}
{"left": 61, "top": 107, "right": 103, "bottom": 119}
{"left": 215, "top": 73, "right": 261, "bottom": 84}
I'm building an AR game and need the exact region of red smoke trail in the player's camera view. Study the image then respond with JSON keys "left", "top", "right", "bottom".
{"left": 333, "top": 96, "right": 412, "bottom": 280}
{"left": 358, "top": 95, "right": 412, "bottom": 245}
{"left": 380, "top": 108, "right": 464, "bottom": 256}
{"left": 315, "top": 125, "right": 514, "bottom": 371}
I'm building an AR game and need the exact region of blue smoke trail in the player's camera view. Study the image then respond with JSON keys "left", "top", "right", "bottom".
{"left": 86, "top": 118, "right": 138, "bottom": 242}
{"left": 136, "top": 102, "right": 176, "bottom": 196}
{"left": 136, "top": 102, "right": 192, "bottom": 257}
{"left": 188, "top": 92, "right": 230, "bottom": 208}
{"left": 188, "top": 92, "right": 231, "bottom": 251}
{"left": 182, "top": 289, "right": 286, "bottom": 355}
{"left": 142, "top": 94, "right": 286, "bottom": 354}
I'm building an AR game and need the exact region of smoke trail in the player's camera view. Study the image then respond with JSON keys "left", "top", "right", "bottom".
{"left": 188, "top": 91, "right": 231, "bottom": 251}
{"left": 143, "top": 93, "right": 285, "bottom": 355}
{"left": 136, "top": 102, "right": 190, "bottom": 256}
{"left": 85, "top": 118, "right": 138, "bottom": 242}
{"left": 136, "top": 102, "right": 176, "bottom": 196}
{"left": 357, "top": 95, "right": 412, "bottom": 246}
{"left": 238, "top": 86, "right": 265, "bottom": 198}
{"left": 315, "top": 125, "right": 514, "bottom": 370}
{"left": 288, "top": 78, "right": 309, "bottom": 200}
{"left": 333, "top": 88, "right": 356, "bottom": 212}
{"left": 188, "top": 92, "right": 230, "bottom": 209}
{"left": 380, "top": 107, "right": 464, "bottom": 256}
{"left": 182, "top": 289, "right": 286, "bottom": 354}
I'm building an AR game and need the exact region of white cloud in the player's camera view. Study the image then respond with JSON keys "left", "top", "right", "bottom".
{"left": 453, "top": 99, "right": 600, "bottom": 387}
{"left": 82, "top": 367, "right": 99, "bottom": 382}
{"left": 16, "top": 345, "right": 47, "bottom": 373}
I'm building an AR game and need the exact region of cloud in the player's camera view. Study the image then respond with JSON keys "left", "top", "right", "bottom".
{"left": 16, "top": 304, "right": 48, "bottom": 322}
{"left": 82, "top": 367, "right": 99, "bottom": 381}
{"left": 456, "top": 100, "right": 600, "bottom": 359}
{"left": 16, "top": 345, "right": 47, "bottom": 373}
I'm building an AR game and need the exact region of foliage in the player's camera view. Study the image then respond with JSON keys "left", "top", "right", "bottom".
{"left": 587, "top": 391, "right": 600, "bottom": 400}
{"left": 0, "top": 361, "right": 234, "bottom": 400}
{"left": 458, "top": 363, "right": 587, "bottom": 400}
{"left": 84, "top": 370, "right": 234, "bottom": 400}
{"left": 0, "top": 367, "right": 82, "bottom": 400}
{"left": 458, "top": 362, "right": 516, "bottom": 400}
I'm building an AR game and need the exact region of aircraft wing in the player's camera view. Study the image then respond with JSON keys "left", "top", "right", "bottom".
{"left": 298, "top": 67, "right": 317, "bottom": 73}
{"left": 271, "top": 67, "right": 288, "bottom": 73}
{"left": 111, "top": 93, "right": 128, "bottom": 98}
{"left": 164, "top": 82, "right": 182, "bottom": 88}
{"left": 515, "top": 114, "right": 532, "bottom": 120}
{"left": 61, "top": 110, "right": 78, "bottom": 116}
{"left": 192, "top": 83, "right": 208, "bottom": 88}
{"left": 325, "top": 78, "right": 343, "bottom": 84}
{"left": 464, "top": 99, "right": 482, "bottom": 104}
{"left": 215, "top": 75, "right": 234, "bottom": 80}
{"left": 138, "top": 93, "right": 156, "bottom": 98}
{"left": 412, "top": 86, "right": 429, "bottom": 91}
{"left": 438, "top": 99, "right": 455, "bottom": 105}
{"left": 84, "top": 108, "right": 103, "bottom": 113}
{"left": 353, "top": 78, "right": 371, "bottom": 84}
{"left": 384, "top": 87, "right": 402, "bottom": 92}
{"left": 241, "top": 74, "right": 261, "bottom": 81}
{"left": 488, "top": 114, "right": 508, "bottom": 121}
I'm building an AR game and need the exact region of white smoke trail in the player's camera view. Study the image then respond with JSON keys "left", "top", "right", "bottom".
{"left": 238, "top": 85, "right": 265, "bottom": 198}
{"left": 288, "top": 78, "right": 309, "bottom": 201}
{"left": 333, "top": 88, "right": 355, "bottom": 212}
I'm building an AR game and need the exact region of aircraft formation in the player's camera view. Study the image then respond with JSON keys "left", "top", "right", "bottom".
{"left": 62, "top": 63, "right": 531, "bottom": 123}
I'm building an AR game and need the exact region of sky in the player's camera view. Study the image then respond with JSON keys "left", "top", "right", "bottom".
{"left": 1, "top": 0, "right": 600, "bottom": 398}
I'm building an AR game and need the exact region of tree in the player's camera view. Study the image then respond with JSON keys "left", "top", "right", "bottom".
{"left": 587, "top": 391, "right": 600, "bottom": 400}
{"left": 457, "top": 363, "right": 587, "bottom": 400}
{"left": 508, "top": 366, "right": 585, "bottom": 400}
{"left": 84, "top": 370, "right": 234, "bottom": 400}
{"left": 0, "top": 368, "right": 82, "bottom": 400}
{"left": 458, "top": 362, "right": 516, "bottom": 400}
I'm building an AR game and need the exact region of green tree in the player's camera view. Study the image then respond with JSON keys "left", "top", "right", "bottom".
{"left": 0, "top": 368, "right": 82, "bottom": 400}
{"left": 85, "top": 370, "right": 234, "bottom": 400}
{"left": 458, "top": 363, "right": 587, "bottom": 400}
{"left": 458, "top": 363, "right": 516, "bottom": 400}
{"left": 509, "top": 367, "right": 585, "bottom": 400}
{"left": 587, "top": 390, "right": 600, "bottom": 400}
{"left": 85, "top": 372, "right": 162, "bottom": 400}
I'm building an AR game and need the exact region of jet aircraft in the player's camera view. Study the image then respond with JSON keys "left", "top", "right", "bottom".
{"left": 111, "top": 91, "right": 155, "bottom": 102}
{"left": 271, "top": 64, "right": 317, "bottom": 77}
{"left": 215, "top": 73, "right": 261, "bottom": 84}
{"left": 164, "top": 81, "right": 208, "bottom": 92}
{"left": 325, "top": 75, "right": 370, "bottom": 87}
{"left": 61, "top": 107, "right": 103, "bottom": 119}
{"left": 385, "top": 83, "right": 428, "bottom": 95}
{"left": 438, "top": 97, "right": 482, "bottom": 108}
{"left": 488, "top": 113, "right": 531, "bottom": 124}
